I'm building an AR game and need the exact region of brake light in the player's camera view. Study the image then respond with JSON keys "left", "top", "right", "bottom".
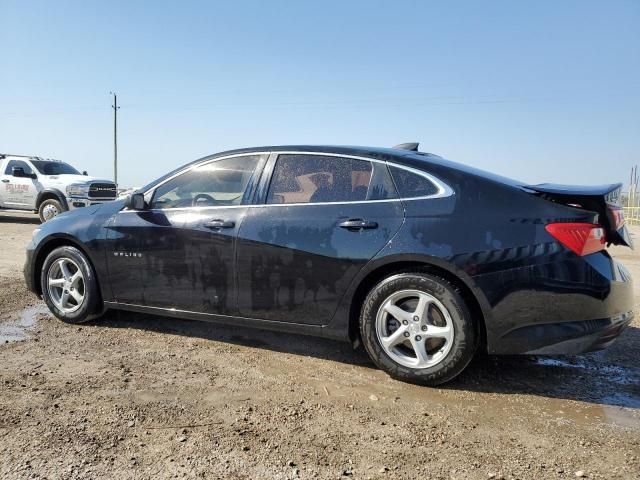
{"left": 545, "top": 223, "right": 606, "bottom": 256}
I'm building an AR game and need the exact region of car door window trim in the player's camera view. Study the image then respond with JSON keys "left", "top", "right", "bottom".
{"left": 261, "top": 152, "right": 453, "bottom": 206}
{"left": 119, "top": 151, "right": 453, "bottom": 213}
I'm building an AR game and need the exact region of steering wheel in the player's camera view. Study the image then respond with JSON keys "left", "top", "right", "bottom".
{"left": 192, "top": 193, "right": 216, "bottom": 207}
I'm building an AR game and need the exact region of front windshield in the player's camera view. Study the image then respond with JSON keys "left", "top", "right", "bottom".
{"left": 30, "top": 160, "right": 81, "bottom": 176}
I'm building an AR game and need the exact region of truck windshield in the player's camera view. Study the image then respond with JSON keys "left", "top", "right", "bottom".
{"left": 30, "top": 160, "right": 81, "bottom": 176}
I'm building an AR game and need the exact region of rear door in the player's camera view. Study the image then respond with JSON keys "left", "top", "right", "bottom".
{"left": 236, "top": 152, "right": 404, "bottom": 325}
{"left": 106, "top": 154, "right": 267, "bottom": 313}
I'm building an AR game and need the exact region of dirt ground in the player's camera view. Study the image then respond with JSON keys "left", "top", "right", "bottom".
{"left": 0, "top": 211, "right": 638, "bottom": 480}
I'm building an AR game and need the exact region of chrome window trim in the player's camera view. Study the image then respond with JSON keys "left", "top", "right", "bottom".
{"left": 143, "top": 151, "right": 272, "bottom": 197}
{"left": 122, "top": 150, "right": 454, "bottom": 213}
{"left": 143, "top": 151, "right": 269, "bottom": 210}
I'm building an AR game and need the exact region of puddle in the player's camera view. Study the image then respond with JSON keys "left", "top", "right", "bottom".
{"left": 0, "top": 304, "right": 49, "bottom": 344}
{"left": 533, "top": 356, "right": 639, "bottom": 386}
{"left": 532, "top": 355, "right": 640, "bottom": 429}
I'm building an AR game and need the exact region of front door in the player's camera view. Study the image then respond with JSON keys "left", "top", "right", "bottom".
{"left": 0, "top": 160, "right": 39, "bottom": 209}
{"left": 236, "top": 153, "right": 404, "bottom": 325}
{"left": 106, "top": 154, "right": 266, "bottom": 314}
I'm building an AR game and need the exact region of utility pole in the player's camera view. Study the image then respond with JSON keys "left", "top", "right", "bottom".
{"left": 110, "top": 92, "right": 120, "bottom": 185}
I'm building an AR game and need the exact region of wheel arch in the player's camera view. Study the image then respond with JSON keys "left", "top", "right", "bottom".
{"left": 32, "top": 235, "right": 100, "bottom": 299}
{"left": 345, "top": 256, "right": 490, "bottom": 352}
{"left": 36, "top": 189, "right": 68, "bottom": 211}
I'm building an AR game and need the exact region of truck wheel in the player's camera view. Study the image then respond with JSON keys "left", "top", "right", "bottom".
{"left": 40, "top": 246, "right": 104, "bottom": 324}
{"left": 360, "top": 273, "right": 477, "bottom": 386}
{"left": 38, "top": 199, "right": 64, "bottom": 222}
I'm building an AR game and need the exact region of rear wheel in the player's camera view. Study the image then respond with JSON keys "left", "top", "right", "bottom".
{"left": 38, "top": 199, "right": 64, "bottom": 222}
{"left": 40, "top": 246, "right": 104, "bottom": 324}
{"left": 360, "top": 272, "right": 477, "bottom": 386}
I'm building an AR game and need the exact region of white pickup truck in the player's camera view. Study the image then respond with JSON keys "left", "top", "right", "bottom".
{"left": 0, "top": 154, "right": 118, "bottom": 222}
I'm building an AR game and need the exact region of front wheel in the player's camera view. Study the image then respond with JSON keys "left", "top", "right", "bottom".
{"left": 38, "top": 199, "right": 64, "bottom": 222}
{"left": 360, "top": 272, "right": 477, "bottom": 386}
{"left": 40, "top": 246, "right": 104, "bottom": 324}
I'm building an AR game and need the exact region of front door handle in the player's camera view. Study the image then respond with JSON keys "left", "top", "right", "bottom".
{"left": 338, "top": 218, "right": 378, "bottom": 230}
{"left": 1, "top": 179, "right": 9, "bottom": 183}
{"left": 204, "top": 219, "right": 235, "bottom": 230}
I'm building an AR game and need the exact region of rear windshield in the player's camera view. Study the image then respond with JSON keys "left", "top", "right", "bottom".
{"left": 30, "top": 160, "right": 81, "bottom": 176}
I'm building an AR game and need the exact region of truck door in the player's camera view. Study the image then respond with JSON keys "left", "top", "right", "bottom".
{"left": 0, "top": 159, "right": 39, "bottom": 209}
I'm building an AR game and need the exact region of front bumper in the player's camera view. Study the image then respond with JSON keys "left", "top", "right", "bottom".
{"left": 23, "top": 239, "right": 37, "bottom": 294}
{"left": 67, "top": 197, "right": 114, "bottom": 210}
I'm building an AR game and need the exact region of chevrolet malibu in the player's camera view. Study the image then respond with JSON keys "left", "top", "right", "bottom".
{"left": 24, "top": 144, "right": 633, "bottom": 385}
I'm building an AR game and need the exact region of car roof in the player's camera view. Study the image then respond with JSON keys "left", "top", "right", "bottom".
{"left": 142, "top": 145, "right": 523, "bottom": 192}
{"left": 207, "top": 145, "right": 419, "bottom": 160}
{"left": 224, "top": 145, "right": 523, "bottom": 187}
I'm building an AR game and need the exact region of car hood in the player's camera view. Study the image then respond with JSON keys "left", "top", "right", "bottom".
{"left": 41, "top": 175, "right": 115, "bottom": 186}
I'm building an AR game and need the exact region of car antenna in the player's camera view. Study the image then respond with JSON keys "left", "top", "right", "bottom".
{"left": 393, "top": 142, "right": 419, "bottom": 151}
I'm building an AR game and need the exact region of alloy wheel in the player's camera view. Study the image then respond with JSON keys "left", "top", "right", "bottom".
{"left": 375, "top": 289, "right": 454, "bottom": 369}
{"left": 47, "top": 258, "right": 86, "bottom": 313}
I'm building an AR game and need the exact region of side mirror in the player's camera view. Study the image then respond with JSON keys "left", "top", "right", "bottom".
{"left": 125, "top": 192, "right": 146, "bottom": 210}
{"left": 82, "top": 171, "right": 88, "bottom": 176}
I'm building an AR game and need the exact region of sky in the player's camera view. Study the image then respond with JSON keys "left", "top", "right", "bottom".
{"left": 1, "top": 0, "right": 639, "bottom": 188}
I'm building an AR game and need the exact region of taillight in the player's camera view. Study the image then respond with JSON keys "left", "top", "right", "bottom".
{"left": 545, "top": 223, "right": 606, "bottom": 256}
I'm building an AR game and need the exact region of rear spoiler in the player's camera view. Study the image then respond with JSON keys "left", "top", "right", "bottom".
{"left": 525, "top": 182, "right": 632, "bottom": 248}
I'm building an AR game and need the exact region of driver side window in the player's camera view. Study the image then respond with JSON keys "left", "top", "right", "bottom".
{"left": 4, "top": 160, "right": 34, "bottom": 176}
{"left": 150, "top": 155, "right": 262, "bottom": 209}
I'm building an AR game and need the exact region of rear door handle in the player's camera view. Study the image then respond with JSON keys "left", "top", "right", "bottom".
{"left": 1, "top": 179, "right": 9, "bottom": 183}
{"left": 204, "top": 219, "right": 235, "bottom": 229}
{"left": 338, "top": 218, "right": 378, "bottom": 230}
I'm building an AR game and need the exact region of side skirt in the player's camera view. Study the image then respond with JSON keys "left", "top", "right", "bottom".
{"left": 103, "top": 301, "right": 333, "bottom": 339}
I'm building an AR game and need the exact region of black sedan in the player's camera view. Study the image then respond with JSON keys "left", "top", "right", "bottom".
{"left": 24, "top": 144, "right": 633, "bottom": 385}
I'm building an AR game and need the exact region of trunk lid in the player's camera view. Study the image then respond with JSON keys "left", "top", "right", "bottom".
{"left": 525, "top": 182, "right": 632, "bottom": 248}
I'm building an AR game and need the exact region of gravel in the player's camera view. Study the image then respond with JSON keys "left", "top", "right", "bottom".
{"left": 1, "top": 211, "right": 639, "bottom": 479}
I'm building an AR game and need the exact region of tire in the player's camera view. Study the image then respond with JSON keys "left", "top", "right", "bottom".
{"left": 360, "top": 272, "right": 477, "bottom": 386}
{"left": 38, "top": 198, "right": 64, "bottom": 223}
{"left": 40, "top": 246, "right": 104, "bottom": 324}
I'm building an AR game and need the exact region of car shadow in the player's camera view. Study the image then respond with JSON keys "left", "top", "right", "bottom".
{"left": 94, "top": 310, "right": 640, "bottom": 410}
{"left": 96, "top": 309, "right": 374, "bottom": 368}
{"left": 0, "top": 214, "right": 40, "bottom": 225}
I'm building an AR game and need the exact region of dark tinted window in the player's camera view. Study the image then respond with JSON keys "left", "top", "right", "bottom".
{"left": 4, "top": 160, "right": 34, "bottom": 176}
{"left": 267, "top": 154, "right": 374, "bottom": 204}
{"left": 389, "top": 166, "right": 439, "bottom": 198}
{"left": 150, "top": 155, "right": 261, "bottom": 209}
{"left": 31, "top": 160, "right": 80, "bottom": 175}
{"left": 368, "top": 163, "right": 398, "bottom": 200}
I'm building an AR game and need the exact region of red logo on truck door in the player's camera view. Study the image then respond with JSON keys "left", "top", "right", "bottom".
{"left": 5, "top": 184, "right": 30, "bottom": 193}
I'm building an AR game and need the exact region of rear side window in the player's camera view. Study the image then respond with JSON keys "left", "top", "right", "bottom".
{"left": 368, "top": 163, "right": 398, "bottom": 200}
{"left": 267, "top": 154, "right": 375, "bottom": 204}
{"left": 389, "top": 166, "right": 439, "bottom": 198}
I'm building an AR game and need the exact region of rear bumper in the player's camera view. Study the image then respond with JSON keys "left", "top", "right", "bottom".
{"left": 499, "top": 310, "right": 633, "bottom": 354}
{"left": 476, "top": 252, "right": 634, "bottom": 355}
